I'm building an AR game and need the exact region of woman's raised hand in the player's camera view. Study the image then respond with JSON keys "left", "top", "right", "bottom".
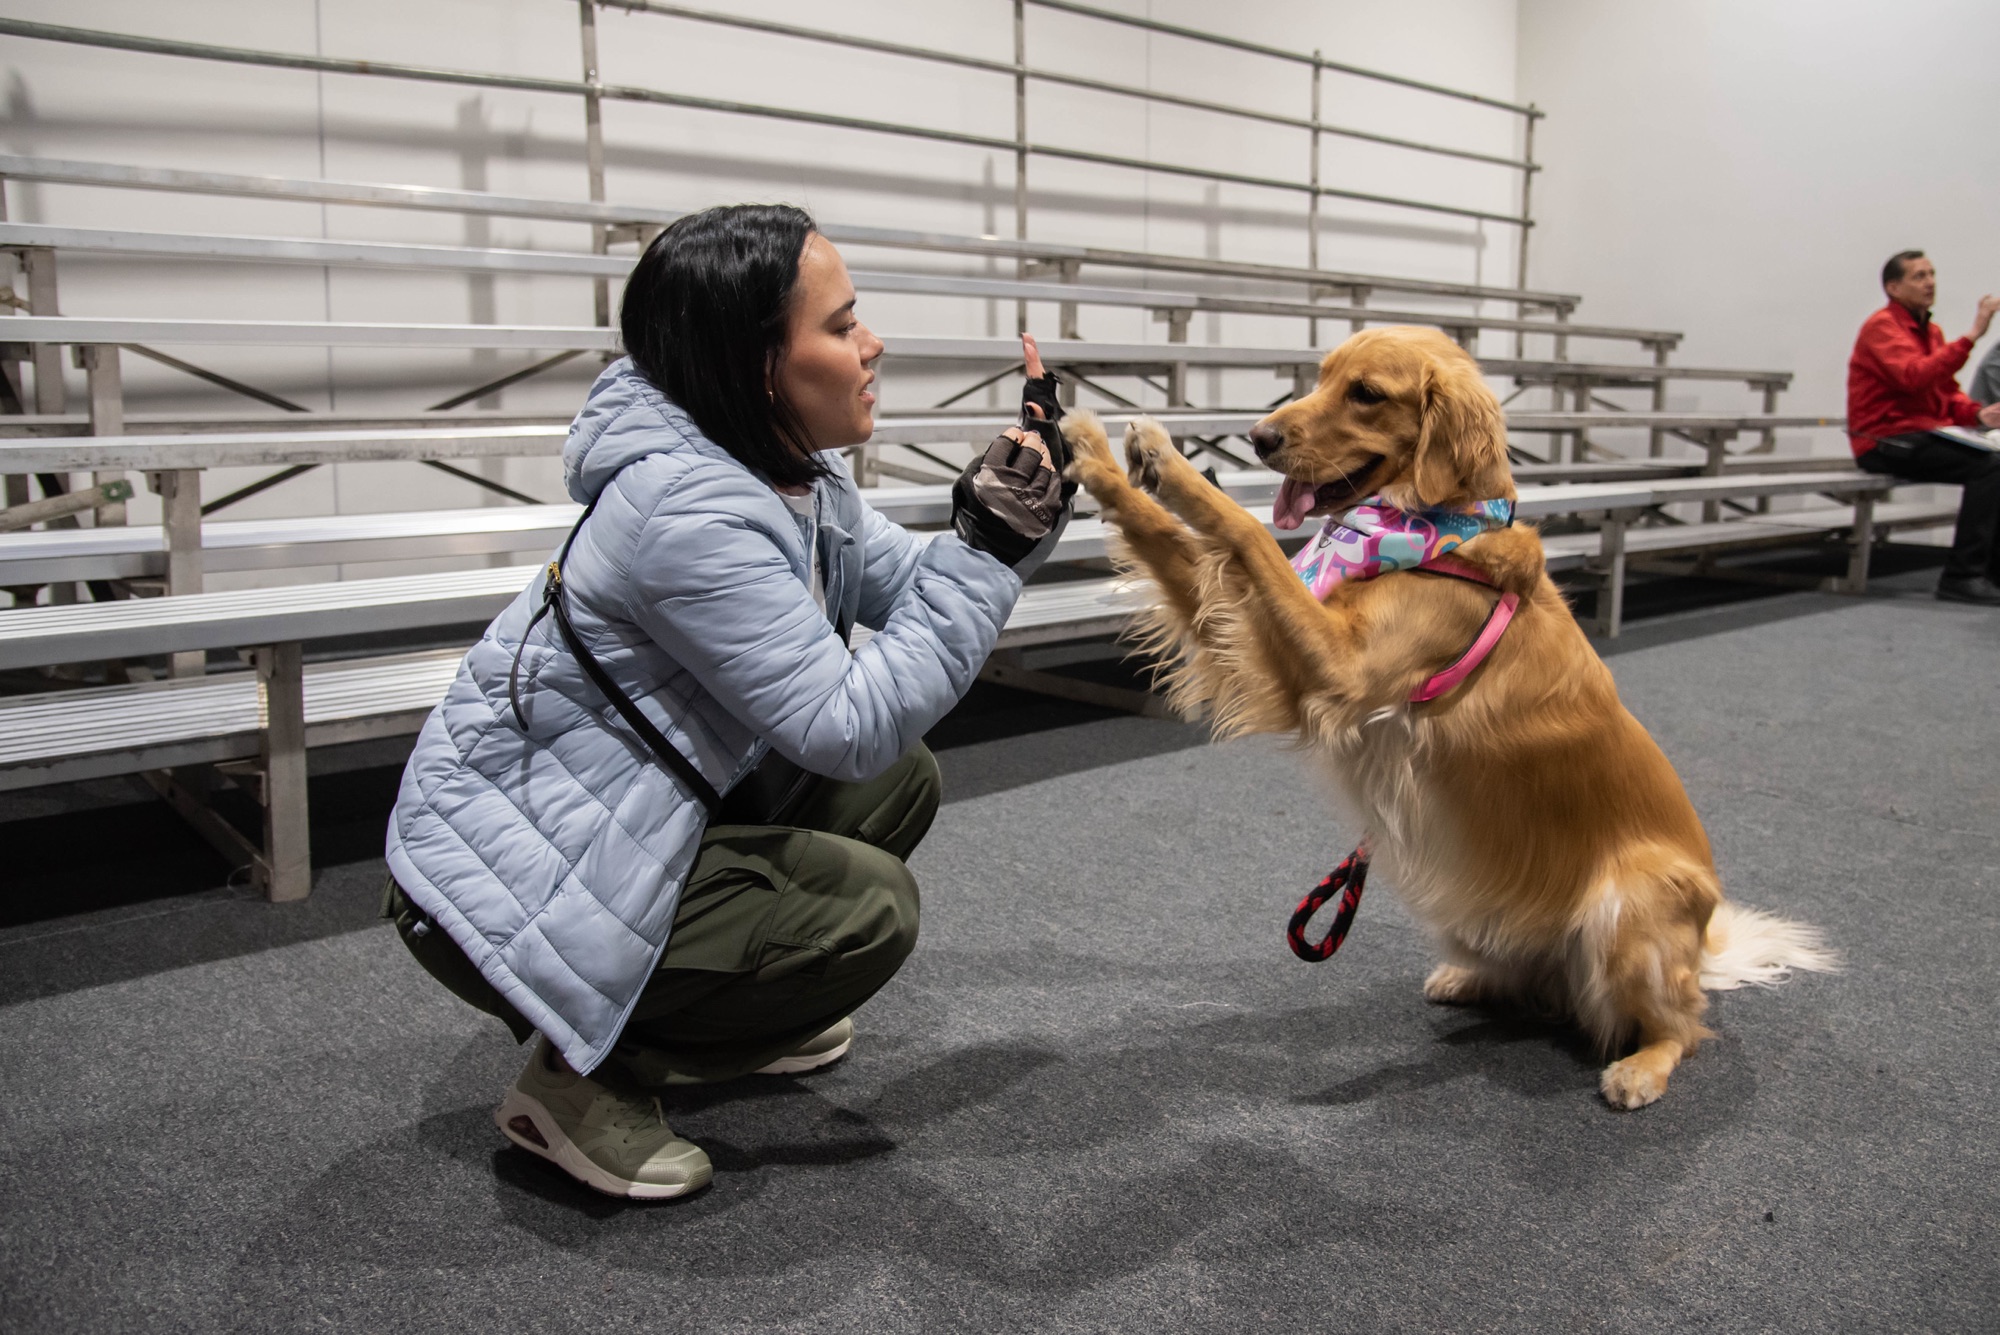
{"left": 1024, "top": 331, "right": 1047, "bottom": 382}
{"left": 1005, "top": 333, "right": 1057, "bottom": 464}
{"left": 949, "top": 332, "right": 1076, "bottom": 578}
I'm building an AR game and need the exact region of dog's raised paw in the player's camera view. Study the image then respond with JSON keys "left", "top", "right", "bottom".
{"left": 1599, "top": 1056, "right": 1668, "bottom": 1110}
{"left": 1123, "top": 417, "right": 1177, "bottom": 493}
{"left": 1060, "top": 409, "right": 1123, "bottom": 496}
{"left": 1060, "top": 410, "right": 1112, "bottom": 467}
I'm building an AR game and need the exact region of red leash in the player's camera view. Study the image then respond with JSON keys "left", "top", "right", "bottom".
{"left": 1286, "top": 840, "right": 1372, "bottom": 961}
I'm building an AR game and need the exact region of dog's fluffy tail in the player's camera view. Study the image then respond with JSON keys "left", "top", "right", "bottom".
{"left": 1699, "top": 901, "right": 1840, "bottom": 990}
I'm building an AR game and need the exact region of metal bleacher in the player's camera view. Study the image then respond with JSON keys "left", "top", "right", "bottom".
{"left": 0, "top": 6, "right": 1936, "bottom": 901}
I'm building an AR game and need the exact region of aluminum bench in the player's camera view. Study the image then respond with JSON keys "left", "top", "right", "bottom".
{"left": 0, "top": 567, "right": 1153, "bottom": 901}
{"left": 0, "top": 564, "right": 531, "bottom": 899}
{"left": 1536, "top": 480, "right": 1945, "bottom": 635}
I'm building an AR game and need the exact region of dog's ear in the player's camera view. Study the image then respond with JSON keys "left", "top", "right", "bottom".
{"left": 1413, "top": 357, "right": 1512, "bottom": 506}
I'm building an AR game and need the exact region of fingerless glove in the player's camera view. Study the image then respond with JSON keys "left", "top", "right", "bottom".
{"left": 949, "top": 372, "right": 1076, "bottom": 577}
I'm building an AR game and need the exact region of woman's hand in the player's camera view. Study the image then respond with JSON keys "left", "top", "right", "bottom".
{"left": 949, "top": 333, "right": 1077, "bottom": 577}
{"left": 1000, "top": 335, "right": 1065, "bottom": 466}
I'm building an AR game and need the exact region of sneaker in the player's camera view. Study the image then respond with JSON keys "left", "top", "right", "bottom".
{"left": 754, "top": 1017, "right": 854, "bottom": 1075}
{"left": 495, "top": 1038, "right": 712, "bottom": 1200}
{"left": 613, "top": 1018, "right": 859, "bottom": 1087}
{"left": 1936, "top": 574, "right": 2000, "bottom": 606}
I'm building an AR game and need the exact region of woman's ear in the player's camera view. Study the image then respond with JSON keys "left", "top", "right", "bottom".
{"left": 1414, "top": 360, "right": 1512, "bottom": 506}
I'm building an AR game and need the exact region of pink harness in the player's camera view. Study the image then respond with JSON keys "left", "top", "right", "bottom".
{"left": 1287, "top": 495, "right": 1519, "bottom": 703}
{"left": 1405, "top": 554, "right": 1521, "bottom": 703}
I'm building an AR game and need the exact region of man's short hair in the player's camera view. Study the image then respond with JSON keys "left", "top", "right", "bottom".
{"left": 1883, "top": 250, "right": 1926, "bottom": 287}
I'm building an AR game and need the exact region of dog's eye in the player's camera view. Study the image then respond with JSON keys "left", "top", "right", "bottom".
{"left": 1346, "top": 380, "right": 1388, "bottom": 406}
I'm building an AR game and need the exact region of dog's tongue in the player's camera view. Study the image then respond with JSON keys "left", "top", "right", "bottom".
{"left": 1273, "top": 476, "right": 1320, "bottom": 531}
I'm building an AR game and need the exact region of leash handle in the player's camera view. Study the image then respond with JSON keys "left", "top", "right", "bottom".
{"left": 1287, "top": 841, "right": 1371, "bottom": 962}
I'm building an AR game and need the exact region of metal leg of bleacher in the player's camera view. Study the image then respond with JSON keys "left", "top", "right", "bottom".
{"left": 255, "top": 642, "right": 312, "bottom": 901}
{"left": 1843, "top": 494, "right": 1876, "bottom": 594}
{"left": 22, "top": 244, "right": 66, "bottom": 423}
{"left": 1695, "top": 428, "right": 1734, "bottom": 523}
{"left": 1592, "top": 511, "right": 1633, "bottom": 638}
{"left": 138, "top": 641, "right": 312, "bottom": 902}
{"left": 1648, "top": 342, "right": 1670, "bottom": 457}
{"left": 149, "top": 468, "right": 205, "bottom": 676}
{"left": 77, "top": 343, "right": 128, "bottom": 526}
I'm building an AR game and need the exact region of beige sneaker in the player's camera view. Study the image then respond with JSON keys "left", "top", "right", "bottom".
{"left": 753, "top": 1017, "right": 854, "bottom": 1075}
{"left": 495, "top": 1038, "right": 712, "bottom": 1200}
{"left": 612, "top": 1018, "right": 858, "bottom": 1087}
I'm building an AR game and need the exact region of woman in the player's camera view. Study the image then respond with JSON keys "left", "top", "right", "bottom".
{"left": 384, "top": 203, "right": 1072, "bottom": 1199}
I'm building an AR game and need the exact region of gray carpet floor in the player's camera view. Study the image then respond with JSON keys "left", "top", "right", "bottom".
{"left": 2, "top": 569, "right": 1996, "bottom": 1333}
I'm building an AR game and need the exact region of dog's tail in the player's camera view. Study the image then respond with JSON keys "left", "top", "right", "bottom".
{"left": 1699, "top": 901, "right": 1840, "bottom": 990}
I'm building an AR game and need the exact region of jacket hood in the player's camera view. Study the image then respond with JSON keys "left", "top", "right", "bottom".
{"left": 563, "top": 358, "right": 736, "bottom": 504}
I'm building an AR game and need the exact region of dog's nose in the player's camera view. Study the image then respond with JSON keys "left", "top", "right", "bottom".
{"left": 1248, "top": 422, "right": 1284, "bottom": 460}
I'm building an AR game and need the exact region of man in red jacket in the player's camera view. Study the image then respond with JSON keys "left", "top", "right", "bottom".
{"left": 1849, "top": 250, "right": 2000, "bottom": 605}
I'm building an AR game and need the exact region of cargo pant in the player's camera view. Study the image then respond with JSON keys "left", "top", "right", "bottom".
{"left": 387, "top": 744, "right": 937, "bottom": 1085}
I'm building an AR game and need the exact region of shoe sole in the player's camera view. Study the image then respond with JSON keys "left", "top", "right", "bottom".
{"left": 494, "top": 1091, "right": 713, "bottom": 1201}
{"left": 753, "top": 1032, "right": 853, "bottom": 1076}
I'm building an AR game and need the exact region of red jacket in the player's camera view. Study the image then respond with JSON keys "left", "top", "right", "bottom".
{"left": 1846, "top": 300, "right": 1981, "bottom": 456}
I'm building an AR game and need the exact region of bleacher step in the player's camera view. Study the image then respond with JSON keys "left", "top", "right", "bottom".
{"left": 0, "top": 649, "right": 461, "bottom": 789}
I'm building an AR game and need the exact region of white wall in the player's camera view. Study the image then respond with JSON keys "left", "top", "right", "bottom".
{"left": 1517, "top": 0, "right": 2000, "bottom": 462}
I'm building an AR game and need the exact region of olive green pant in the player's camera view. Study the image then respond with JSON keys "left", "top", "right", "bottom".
{"left": 388, "top": 744, "right": 938, "bottom": 1086}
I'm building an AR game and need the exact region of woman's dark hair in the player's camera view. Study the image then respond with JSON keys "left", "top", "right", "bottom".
{"left": 621, "top": 203, "right": 829, "bottom": 488}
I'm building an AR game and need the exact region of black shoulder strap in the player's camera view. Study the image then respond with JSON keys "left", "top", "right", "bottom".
{"left": 507, "top": 500, "right": 724, "bottom": 818}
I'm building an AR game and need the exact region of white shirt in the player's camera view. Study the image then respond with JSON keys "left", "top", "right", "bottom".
{"left": 778, "top": 488, "right": 828, "bottom": 618}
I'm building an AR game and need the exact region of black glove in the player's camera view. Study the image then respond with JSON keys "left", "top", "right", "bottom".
{"left": 1020, "top": 372, "right": 1069, "bottom": 473}
{"left": 951, "top": 373, "right": 1075, "bottom": 576}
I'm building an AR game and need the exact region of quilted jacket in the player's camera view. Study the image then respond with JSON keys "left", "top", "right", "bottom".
{"left": 385, "top": 359, "right": 1020, "bottom": 1072}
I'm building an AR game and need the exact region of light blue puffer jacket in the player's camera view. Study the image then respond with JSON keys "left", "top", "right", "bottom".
{"left": 386, "top": 359, "right": 1021, "bottom": 1073}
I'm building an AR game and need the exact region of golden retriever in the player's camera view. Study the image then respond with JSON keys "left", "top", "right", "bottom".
{"left": 1063, "top": 326, "right": 1834, "bottom": 1109}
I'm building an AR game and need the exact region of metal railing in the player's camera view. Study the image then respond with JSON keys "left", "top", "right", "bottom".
{"left": 0, "top": 3, "right": 1540, "bottom": 328}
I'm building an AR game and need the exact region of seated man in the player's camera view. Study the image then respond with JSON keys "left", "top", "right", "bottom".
{"left": 1848, "top": 250, "right": 2000, "bottom": 605}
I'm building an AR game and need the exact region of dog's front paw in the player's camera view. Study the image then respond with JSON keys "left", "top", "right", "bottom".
{"left": 1061, "top": 410, "right": 1126, "bottom": 501}
{"left": 1599, "top": 1055, "right": 1669, "bottom": 1110}
{"left": 1123, "top": 417, "right": 1184, "bottom": 494}
{"left": 1423, "top": 963, "right": 1483, "bottom": 1005}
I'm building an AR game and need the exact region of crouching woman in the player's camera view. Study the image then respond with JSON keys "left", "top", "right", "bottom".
{"left": 383, "top": 204, "right": 1071, "bottom": 1199}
